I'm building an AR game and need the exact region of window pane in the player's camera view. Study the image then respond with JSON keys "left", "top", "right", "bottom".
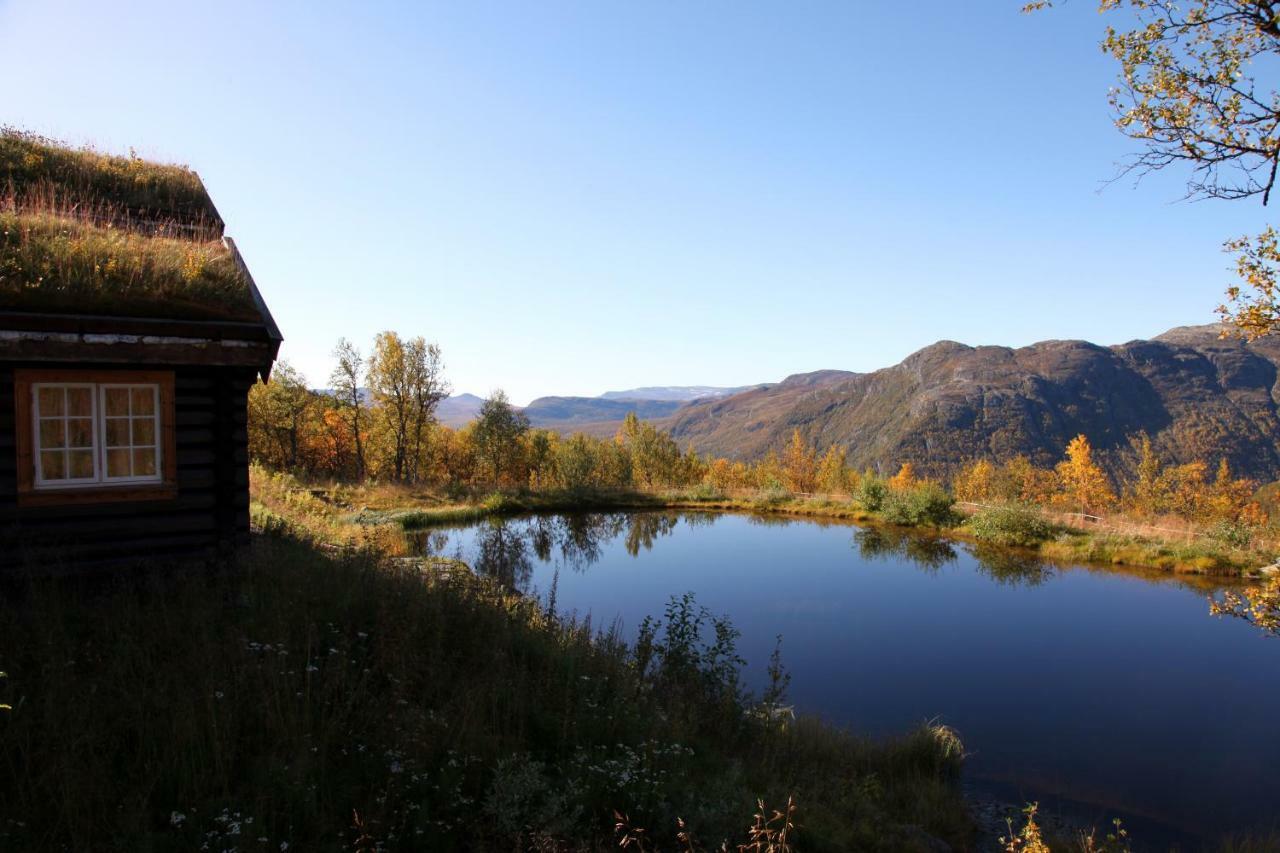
{"left": 40, "top": 451, "right": 65, "bottom": 481}
{"left": 103, "top": 388, "right": 130, "bottom": 417}
{"left": 106, "top": 449, "right": 131, "bottom": 478}
{"left": 131, "top": 387, "right": 156, "bottom": 415}
{"left": 38, "top": 419, "right": 65, "bottom": 450}
{"left": 68, "top": 450, "right": 94, "bottom": 479}
{"left": 66, "top": 387, "right": 92, "bottom": 417}
{"left": 67, "top": 418, "right": 94, "bottom": 448}
{"left": 37, "top": 387, "right": 63, "bottom": 417}
{"left": 105, "top": 418, "right": 129, "bottom": 447}
{"left": 132, "top": 448, "right": 157, "bottom": 477}
{"left": 131, "top": 417, "right": 156, "bottom": 446}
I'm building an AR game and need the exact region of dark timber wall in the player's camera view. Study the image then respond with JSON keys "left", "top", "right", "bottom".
{"left": 0, "top": 363, "right": 256, "bottom": 572}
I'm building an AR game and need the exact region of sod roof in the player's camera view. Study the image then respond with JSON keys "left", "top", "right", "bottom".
{"left": 0, "top": 129, "right": 264, "bottom": 324}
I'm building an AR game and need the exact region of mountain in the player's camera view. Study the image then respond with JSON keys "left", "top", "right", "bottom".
{"left": 663, "top": 325, "right": 1280, "bottom": 482}
{"left": 523, "top": 396, "right": 684, "bottom": 426}
{"left": 436, "top": 393, "right": 485, "bottom": 428}
{"left": 600, "top": 385, "right": 752, "bottom": 402}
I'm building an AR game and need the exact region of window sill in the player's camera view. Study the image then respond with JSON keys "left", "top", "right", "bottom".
{"left": 17, "top": 483, "right": 179, "bottom": 508}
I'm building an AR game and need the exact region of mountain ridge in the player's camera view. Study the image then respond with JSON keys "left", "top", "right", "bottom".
{"left": 662, "top": 324, "right": 1280, "bottom": 482}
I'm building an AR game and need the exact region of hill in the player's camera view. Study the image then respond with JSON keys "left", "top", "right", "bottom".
{"left": 523, "top": 396, "right": 683, "bottom": 427}
{"left": 664, "top": 325, "right": 1280, "bottom": 482}
{"left": 436, "top": 393, "right": 485, "bottom": 428}
{"left": 600, "top": 385, "right": 751, "bottom": 402}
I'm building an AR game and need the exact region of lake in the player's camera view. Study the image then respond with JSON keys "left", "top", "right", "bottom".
{"left": 409, "top": 510, "right": 1280, "bottom": 846}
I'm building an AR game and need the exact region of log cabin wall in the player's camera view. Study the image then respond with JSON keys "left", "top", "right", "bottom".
{"left": 0, "top": 363, "right": 256, "bottom": 573}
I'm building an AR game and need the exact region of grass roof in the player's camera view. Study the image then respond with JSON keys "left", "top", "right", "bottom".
{"left": 0, "top": 129, "right": 263, "bottom": 324}
{"left": 1, "top": 128, "right": 222, "bottom": 231}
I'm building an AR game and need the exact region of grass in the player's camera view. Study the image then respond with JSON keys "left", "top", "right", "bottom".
{"left": 264, "top": 466, "right": 1272, "bottom": 578}
{"left": 0, "top": 516, "right": 973, "bottom": 851}
{"left": 0, "top": 128, "right": 261, "bottom": 321}
{"left": 0, "top": 206, "right": 259, "bottom": 321}
{"left": 1, "top": 127, "right": 219, "bottom": 228}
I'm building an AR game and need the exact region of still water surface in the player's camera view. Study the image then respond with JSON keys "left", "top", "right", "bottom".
{"left": 411, "top": 511, "right": 1280, "bottom": 843}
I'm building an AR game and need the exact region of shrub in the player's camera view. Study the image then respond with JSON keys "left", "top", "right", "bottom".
{"left": 968, "top": 504, "right": 1056, "bottom": 548}
{"left": 1207, "top": 519, "right": 1255, "bottom": 550}
{"left": 855, "top": 477, "right": 888, "bottom": 512}
{"left": 880, "top": 483, "right": 957, "bottom": 527}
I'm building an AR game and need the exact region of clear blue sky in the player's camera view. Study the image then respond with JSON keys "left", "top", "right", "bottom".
{"left": 1, "top": 1, "right": 1263, "bottom": 404}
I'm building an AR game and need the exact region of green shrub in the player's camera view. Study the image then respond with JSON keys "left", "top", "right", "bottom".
{"left": 880, "top": 483, "right": 957, "bottom": 527}
{"left": 1207, "top": 519, "right": 1255, "bottom": 550}
{"left": 968, "top": 504, "right": 1055, "bottom": 548}
{"left": 855, "top": 477, "right": 888, "bottom": 512}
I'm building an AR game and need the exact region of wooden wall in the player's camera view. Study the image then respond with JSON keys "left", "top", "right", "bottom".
{"left": 0, "top": 363, "right": 256, "bottom": 573}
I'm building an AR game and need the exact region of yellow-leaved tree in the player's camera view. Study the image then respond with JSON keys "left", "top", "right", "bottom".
{"left": 780, "top": 429, "right": 818, "bottom": 494}
{"left": 1055, "top": 434, "right": 1115, "bottom": 518}
{"left": 888, "top": 462, "right": 917, "bottom": 491}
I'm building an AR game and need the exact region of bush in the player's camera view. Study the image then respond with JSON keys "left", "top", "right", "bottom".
{"left": 968, "top": 504, "right": 1055, "bottom": 548}
{"left": 855, "top": 477, "right": 888, "bottom": 512}
{"left": 1207, "top": 519, "right": 1255, "bottom": 550}
{"left": 880, "top": 483, "right": 957, "bottom": 527}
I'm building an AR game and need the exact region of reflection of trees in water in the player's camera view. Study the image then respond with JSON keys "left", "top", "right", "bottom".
{"left": 1211, "top": 576, "right": 1280, "bottom": 639}
{"left": 421, "top": 511, "right": 697, "bottom": 592}
{"left": 968, "top": 544, "right": 1054, "bottom": 587}
{"left": 473, "top": 518, "right": 534, "bottom": 591}
{"left": 624, "top": 513, "right": 680, "bottom": 556}
{"left": 854, "top": 528, "right": 957, "bottom": 571}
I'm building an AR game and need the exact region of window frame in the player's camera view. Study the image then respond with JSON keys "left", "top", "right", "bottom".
{"left": 15, "top": 369, "right": 178, "bottom": 505}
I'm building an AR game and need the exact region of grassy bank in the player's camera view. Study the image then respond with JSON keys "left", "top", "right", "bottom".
{"left": 0, "top": 512, "right": 972, "bottom": 851}
{"left": 252, "top": 467, "right": 1273, "bottom": 578}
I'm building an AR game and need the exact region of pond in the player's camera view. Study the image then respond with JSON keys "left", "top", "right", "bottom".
{"left": 410, "top": 510, "right": 1280, "bottom": 846}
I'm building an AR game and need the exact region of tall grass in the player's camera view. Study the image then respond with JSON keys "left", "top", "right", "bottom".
{"left": 0, "top": 527, "right": 971, "bottom": 851}
{"left": 0, "top": 201, "right": 258, "bottom": 320}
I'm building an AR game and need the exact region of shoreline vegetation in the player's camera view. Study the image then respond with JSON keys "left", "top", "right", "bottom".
{"left": 251, "top": 464, "right": 1275, "bottom": 581}
{"left": 247, "top": 338, "right": 1280, "bottom": 581}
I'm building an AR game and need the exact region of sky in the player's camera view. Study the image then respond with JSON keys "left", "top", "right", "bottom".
{"left": 1, "top": 1, "right": 1267, "bottom": 404}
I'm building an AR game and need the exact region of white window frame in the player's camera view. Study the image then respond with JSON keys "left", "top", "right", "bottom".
{"left": 30, "top": 381, "right": 165, "bottom": 491}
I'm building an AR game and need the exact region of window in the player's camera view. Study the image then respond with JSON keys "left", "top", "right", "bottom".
{"left": 15, "top": 370, "right": 176, "bottom": 503}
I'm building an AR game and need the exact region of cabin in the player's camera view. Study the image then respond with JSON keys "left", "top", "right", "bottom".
{"left": 0, "top": 130, "right": 281, "bottom": 571}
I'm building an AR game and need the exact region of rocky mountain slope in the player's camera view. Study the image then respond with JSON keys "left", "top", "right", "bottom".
{"left": 663, "top": 325, "right": 1280, "bottom": 482}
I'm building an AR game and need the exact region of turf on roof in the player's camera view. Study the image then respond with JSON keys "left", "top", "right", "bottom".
{"left": 0, "top": 129, "right": 262, "bottom": 324}
{"left": 1, "top": 128, "right": 222, "bottom": 231}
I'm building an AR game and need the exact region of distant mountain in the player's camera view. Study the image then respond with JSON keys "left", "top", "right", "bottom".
{"left": 436, "top": 393, "right": 485, "bottom": 428}
{"left": 523, "top": 396, "right": 683, "bottom": 426}
{"left": 664, "top": 325, "right": 1280, "bottom": 483}
{"left": 601, "top": 385, "right": 752, "bottom": 402}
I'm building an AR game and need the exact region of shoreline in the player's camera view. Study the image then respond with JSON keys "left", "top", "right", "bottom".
{"left": 379, "top": 488, "right": 1271, "bottom": 581}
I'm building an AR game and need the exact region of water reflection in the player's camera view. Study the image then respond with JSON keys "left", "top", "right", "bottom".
{"left": 416, "top": 510, "right": 1066, "bottom": 593}
{"left": 403, "top": 510, "right": 1280, "bottom": 839}
{"left": 853, "top": 527, "right": 958, "bottom": 571}
{"left": 414, "top": 511, "right": 710, "bottom": 592}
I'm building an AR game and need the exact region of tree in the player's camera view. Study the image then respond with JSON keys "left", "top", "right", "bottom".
{"left": 888, "top": 462, "right": 917, "bottom": 492}
{"left": 1055, "top": 434, "right": 1115, "bottom": 517}
{"left": 473, "top": 390, "right": 530, "bottom": 486}
{"left": 367, "top": 331, "right": 413, "bottom": 482}
{"left": 816, "top": 445, "right": 853, "bottom": 495}
{"left": 330, "top": 338, "right": 367, "bottom": 480}
{"left": 780, "top": 429, "right": 818, "bottom": 493}
{"left": 1128, "top": 431, "right": 1168, "bottom": 516}
{"left": 367, "top": 331, "right": 448, "bottom": 483}
{"left": 1029, "top": 1, "right": 1280, "bottom": 337}
{"left": 247, "top": 360, "right": 314, "bottom": 470}
{"left": 405, "top": 338, "right": 449, "bottom": 483}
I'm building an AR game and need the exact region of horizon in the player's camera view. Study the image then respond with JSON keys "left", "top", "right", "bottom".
{"left": 1, "top": 2, "right": 1259, "bottom": 406}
